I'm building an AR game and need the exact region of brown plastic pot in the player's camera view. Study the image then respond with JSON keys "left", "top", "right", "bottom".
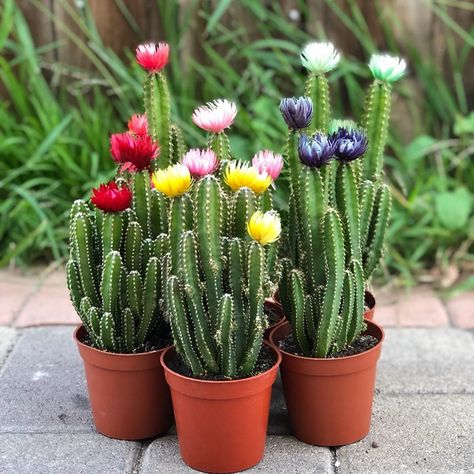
{"left": 161, "top": 344, "right": 281, "bottom": 473}
{"left": 364, "top": 290, "right": 376, "bottom": 321}
{"left": 74, "top": 325, "right": 173, "bottom": 440}
{"left": 264, "top": 298, "right": 286, "bottom": 341}
{"left": 270, "top": 320, "right": 384, "bottom": 447}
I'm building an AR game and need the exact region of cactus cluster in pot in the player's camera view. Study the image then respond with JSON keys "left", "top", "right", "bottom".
{"left": 152, "top": 100, "right": 282, "bottom": 378}
{"left": 279, "top": 42, "right": 406, "bottom": 357}
{"left": 67, "top": 43, "right": 175, "bottom": 353}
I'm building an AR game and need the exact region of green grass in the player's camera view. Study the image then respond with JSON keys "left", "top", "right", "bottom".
{"left": 1, "top": 0, "right": 472, "bottom": 288}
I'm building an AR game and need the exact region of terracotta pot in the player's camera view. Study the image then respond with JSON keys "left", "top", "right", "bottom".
{"left": 161, "top": 344, "right": 281, "bottom": 473}
{"left": 364, "top": 290, "right": 376, "bottom": 321}
{"left": 264, "top": 298, "right": 286, "bottom": 340}
{"left": 269, "top": 320, "right": 384, "bottom": 446}
{"left": 74, "top": 325, "right": 173, "bottom": 440}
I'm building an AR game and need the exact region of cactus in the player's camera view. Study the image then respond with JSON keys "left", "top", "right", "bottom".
{"left": 153, "top": 161, "right": 280, "bottom": 378}
{"left": 279, "top": 43, "right": 402, "bottom": 357}
{"left": 67, "top": 176, "right": 169, "bottom": 353}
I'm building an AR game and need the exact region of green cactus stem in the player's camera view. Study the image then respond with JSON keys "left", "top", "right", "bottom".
{"left": 144, "top": 72, "right": 171, "bottom": 169}
{"left": 209, "top": 132, "right": 231, "bottom": 162}
{"left": 305, "top": 73, "right": 330, "bottom": 132}
{"left": 362, "top": 81, "right": 392, "bottom": 180}
{"left": 170, "top": 124, "right": 185, "bottom": 164}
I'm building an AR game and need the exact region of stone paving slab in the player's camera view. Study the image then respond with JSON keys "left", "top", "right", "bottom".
{"left": 0, "top": 280, "right": 37, "bottom": 325}
{"left": 337, "top": 394, "right": 474, "bottom": 473}
{"left": 447, "top": 291, "right": 474, "bottom": 329}
{"left": 0, "top": 327, "right": 16, "bottom": 365}
{"left": 0, "top": 433, "right": 139, "bottom": 474}
{"left": 0, "top": 327, "right": 94, "bottom": 433}
{"left": 141, "top": 436, "right": 333, "bottom": 473}
{"left": 15, "top": 285, "right": 80, "bottom": 327}
{"left": 376, "top": 328, "right": 474, "bottom": 394}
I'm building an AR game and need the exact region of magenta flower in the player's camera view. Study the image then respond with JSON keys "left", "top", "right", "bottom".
{"left": 181, "top": 148, "right": 219, "bottom": 178}
{"left": 192, "top": 99, "right": 237, "bottom": 133}
{"left": 251, "top": 150, "right": 283, "bottom": 181}
{"left": 110, "top": 132, "right": 159, "bottom": 172}
{"left": 136, "top": 42, "right": 169, "bottom": 73}
{"left": 127, "top": 114, "right": 148, "bottom": 136}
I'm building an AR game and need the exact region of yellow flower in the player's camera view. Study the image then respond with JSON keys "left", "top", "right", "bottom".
{"left": 224, "top": 162, "right": 272, "bottom": 194}
{"left": 151, "top": 164, "right": 191, "bottom": 197}
{"left": 247, "top": 211, "right": 281, "bottom": 246}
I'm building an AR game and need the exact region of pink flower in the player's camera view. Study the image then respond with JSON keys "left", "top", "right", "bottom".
{"left": 192, "top": 99, "right": 237, "bottom": 133}
{"left": 128, "top": 114, "right": 148, "bottom": 136}
{"left": 252, "top": 150, "right": 284, "bottom": 181}
{"left": 110, "top": 132, "right": 159, "bottom": 172}
{"left": 181, "top": 148, "right": 219, "bottom": 178}
{"left": 136, "top": 42, "right": 169, "bottom": 73}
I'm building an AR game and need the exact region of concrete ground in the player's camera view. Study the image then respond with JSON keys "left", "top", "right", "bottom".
{"left": 0, "top": 267, "right": 473, "bottom": 473}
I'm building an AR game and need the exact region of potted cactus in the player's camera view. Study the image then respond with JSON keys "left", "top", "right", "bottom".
{"left": 270, "top": 42, "right": 406, "bottom": 446}
{"left": 154, "top": 100, "right": 282, "bottom": 473}
{"left": 69, "top": 42, "right": 179, "bottom": 440}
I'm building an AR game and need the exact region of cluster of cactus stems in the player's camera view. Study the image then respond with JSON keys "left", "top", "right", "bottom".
{"left": 67, "top": 172, "right": 169, "bottom": 352}
{"left": 165, "top": 172, "right": 278, "bottom": 378}
{"left": 67, "top": 41, "right": 282, "bottom": 375}
{"left": 279, "top": 44, "right": 405, "bottom": 357}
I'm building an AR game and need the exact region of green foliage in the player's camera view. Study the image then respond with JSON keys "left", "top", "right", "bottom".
{"left": 1, "top": 0, "right": 472, "bottom": 286}
{"left": 67, "top": 173, "right": 168, "bottom": 353}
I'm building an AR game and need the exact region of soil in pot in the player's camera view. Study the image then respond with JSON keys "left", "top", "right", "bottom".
{"left": 279, "top": 332, "right": 378, "bottom": 358}
{"left": 161, "top": 344, "right": 281, "bottom": 473}
{"left": 167, "top": 344, "right": 276, "bottom": 381}
{"left": 74, "top": 325, "right": 174, "bottom": 441}
{"left": 270, "top": 321, "right": 384, "bottom": 447}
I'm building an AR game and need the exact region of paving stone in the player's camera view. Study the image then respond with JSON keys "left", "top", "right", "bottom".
{"left": 0, "top": 433, "right": 139, "bottom": 474}
{"left": 40, "top": 267, "right": 66, "bottom": 287}
{"left": 374, "top": 304, "right": 398, "bottom": 327}
{"left": 141, "top": 436, "right": 333, "bottom": 473}
{"left": 15, "top": 286, "right": 79, "bottom": 327}
{"left": 337, "top": 394, "right": 474, "bottom": 473}
{"left": 376, "top": 328, "right": 474, "bottom": 394}
{"left": 0, "top": 281, "right": 37, "bottom": 325}
{"left": 0, "top": 327, "right": 17, "bottom": 367}
{"left": 447, "top": 291, "right": 474, "bottom": 329}
{"left": 0, "top": 327, "right": 93, "bottom": 433}
{"left": 397, "top": 288, "right": 449, "bottom": 327}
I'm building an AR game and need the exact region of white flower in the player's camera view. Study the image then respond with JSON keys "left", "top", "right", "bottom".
{"left": 369, "top": 54, "right": 407, "bottom": 83}
{"left": 300, "top": 42, "right": 340, "bottom": 74}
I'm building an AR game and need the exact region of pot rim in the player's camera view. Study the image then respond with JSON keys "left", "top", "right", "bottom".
{"left": 160, "top": 341, "right": 282, "bottom": 386}
{"left": 269, "top": 319, "right": 384, "bottom": 363}
{"left": 73, "top": 324, "right": 170, "bottom": 359}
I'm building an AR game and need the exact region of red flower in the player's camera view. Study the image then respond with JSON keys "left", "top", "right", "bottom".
{"left": 110, "top": 132, "right": 159, "bottom": 172}
{"left": 128, "top": 114, "right": 148, "bottom": 136}
{"left": 136, "top": 42, "right": 169, "bottom": 73}
{"left": 91, "top": 182, "right": 132, "bottom": 213}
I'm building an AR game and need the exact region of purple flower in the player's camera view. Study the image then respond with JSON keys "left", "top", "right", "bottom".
{"left": 279, "top": 97, "right": 313, "bottom": 130}
{"left": 331, "top": 128, "right": 368, "bottom": 163}
{"left": 298, "top": 133, "right": 335, "bottom": 168}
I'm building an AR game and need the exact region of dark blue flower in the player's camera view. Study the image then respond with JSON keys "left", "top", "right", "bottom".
{"left": 279, "top": 97, "right": 313, "bottom": 130}
{"left": 298, "top": 133, "right": 335, "bottom": 168}
{"left": 331, "top": 127, "right": 368, "bottom": 163}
